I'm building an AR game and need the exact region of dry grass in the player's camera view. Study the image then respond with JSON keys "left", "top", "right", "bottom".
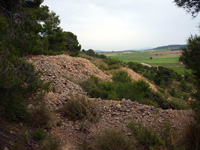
{"left": 28, "top": 103, "right": 55, "bottom": 128}
{"left": 60, "top": 94, "right": 101, "bottom": 122}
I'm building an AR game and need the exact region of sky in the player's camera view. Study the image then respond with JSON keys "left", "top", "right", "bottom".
{"left": 43, "top": 0, "right": 200, "bottom": 51}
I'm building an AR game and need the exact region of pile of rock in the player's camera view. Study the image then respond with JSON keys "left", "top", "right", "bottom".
{"left": 27, "top": 55, "right": 111, "bottom": 108}
{"left": 27, "top": 54, "right": 194, "bottom": 149}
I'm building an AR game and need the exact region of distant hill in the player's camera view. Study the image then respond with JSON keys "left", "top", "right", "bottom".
{"left": 94, "top": 50, "right": 105, "bottom": 53}
{"left": 152, "top": 45, "right": 187, "bottom": 51}
{"left": 94, "top": 44, "right": 187, "bottom": 53}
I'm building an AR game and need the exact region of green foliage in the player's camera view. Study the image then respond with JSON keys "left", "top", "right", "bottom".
{"left": 33, "top": 128, "right": 47, "bottom": 142}
{"left": 60, "top": 95, "right": 101, "bottom": 122}
{"left": 0, "top": 0, "right": 82, "bottom": 123}
{"left": 127, "top": 121, "right": 162, "bottom": 149}
{"left": 82, "top": 73, "right": 177, "bottom": 109}
{"left": 127, "top": 62, "right": 182, "bottom": 88}
{"left": 83, "top": 74, "right": 187, "bottom": 109}
{"left": 174, "top": 0, "right": 200, "bottom": 17}
{"left": 183, "top": 121, "right": 200, "bottom": 150}
{"left": 82, "top": 72, "right": 151, "bottom": 102}
{"left": 149, "top": 92, "right": 170, "bottom": 109}
{"left": 179, "top": 35, "right": 200, "bottom": 123}
{"left": 65, "top": 32, "right": 81, "bottom": 56}
{"left": 180, "top": 79, "right": 191, "bottom": 92}
{"left": 32, "top": 128, "right": 60, "bottom": 150}
{"left": 169, "top": 99, "right": 187, "bottom": 110}
{"left": 0, "top": 54, "right": 49, "bottom": 121}
{"left": 114, "top": 80, "right": 151, "bottom": 101}
{"left": 105, "top": 57, "right": 122, "bottom": 69}
{"left": 112, "top": 70, "right": 132, "bottom": 83}
{"left": 169, "top": 88, "right": 182, "bottom": 98}
{"left": 86, "top": 49, "right": 95, "bottom": 56}
{"left": 95, "top": 129, "right": 135, "bottom": 150}
{"left": 40, "top": 135, "right": 60, "bottom": 150}
{"left": 180, "top": 35, "right": 200, "bottom": 85}
{"left": 127, "top": 121, "right": 178, "bottom": 149}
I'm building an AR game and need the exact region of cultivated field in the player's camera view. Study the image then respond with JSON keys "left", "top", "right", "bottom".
{"left": 102, "top": 49, "right": 192, "bottom": 74}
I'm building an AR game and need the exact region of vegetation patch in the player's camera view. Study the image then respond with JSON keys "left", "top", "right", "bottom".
{"left": 127, "top": 121, "right": 179, "bottom": 149}
{"left": 82, "top": 71, "right": 186, "bottom": 109}
{"left": 28, "top": 103, "right": 54, "bottom": 128}
{"left": 95, "top": 129, "right": 136, "bottom": 150}
{"left": 60, "top": 95, "right": 101, "bottom": 122}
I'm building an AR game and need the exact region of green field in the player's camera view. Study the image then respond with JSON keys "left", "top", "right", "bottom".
{"left": 171, "top": 68, "right": 192, "bottom": 75}
{"left": 102, "top": 49, "right": 190, "bottom": 75}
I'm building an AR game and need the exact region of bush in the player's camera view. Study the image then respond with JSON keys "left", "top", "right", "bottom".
{"left": 32, "top": 128, "right": 60, "bottom": 150}
{"left": 180, "top": 79, "right": 191, "bottom": 92}
{"left": 127, "top": 121, "right": 162, "bottom": 149}
{"left": 183, "top": 122, "right": 200, "bottom": 150}
{"left": 150, "top": 92, "right": 171, "bottom": 109}
{"left": 33, "top": 128, "right": 47, "bottom": 142}
{"left": 95, "top": 129, "right": 136, "bottom": 150}
{"left": 83, "top": 75, "right": 151, "bottom": 102}
{"left": 169, "top": 99, "right": 187, "bottom": 110}
{"left": 60, "top": 95, "right": 101, "bottom": 122}
{"left": 127, "top": 121, "right": 178, "bottom": 149}
{"left": 114, "top": 80, "right": 151, "bottom": 101}
{"left": 28, "top": 104, "right": 54, "bottom": 128}
{"left": 169, "top": 88, "right": 182, "bottom": 98}
{"left": 82, "top": 75, "right": 183, "bottom": 109}
{"left": 0, "top": 55, "right": 50, "bottom": 121}
{"left": 40, "top": 135, "right": 60, "bottom": 150}
{"left": 112, "top": 70, "right": 132, "bottom": 83}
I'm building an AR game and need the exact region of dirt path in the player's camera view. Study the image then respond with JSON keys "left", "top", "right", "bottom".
{"left": 141, "top": 62, "right": 152, "bottom": 67}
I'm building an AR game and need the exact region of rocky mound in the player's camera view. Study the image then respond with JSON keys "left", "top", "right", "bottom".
{"left": 28, "top": 55, "right": 193, "bottom": 150}
{"left": 28, "top": 55, "right": 111, "bottom": 108}
{"left": 52, "top": 99, "right": 193, "bottom": 150}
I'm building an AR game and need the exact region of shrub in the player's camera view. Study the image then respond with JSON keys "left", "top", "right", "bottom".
{"left": 40, "top": 135, "right": 60, "bottom": 150}
{"left": 95, "top": 129, "right": 136, "bottom": 150}
{"left": 127, "top": 121, "right": 162, "bottom": 149}
{"left": 82, "top": 75, "right": 175, "bottom": 108}
{"left": 33, "top": 128, "right": 47, "bottom": 142}
{"left": 180, "top": 79, "right": 191, "bottom": 92}
{"left": 83, "top": 75, "right": 151, "bottom": 102}
{"left": 32, "top": 128, "right": 60, "bottom": 150}
{"left": 169, "top": 99, "right": 187, "bottom": 110}
{"left": 28, "top": 104, "right": 54, "bottom": 128}
{"left": 114, "top": 80, "right": 151, "bottom": 101}
{"left": 150, "top": 92, "right": 171, "bottom": 109}
{"left": 60, "top": 95, "right": 101, "bottom": 122}
{"left": 112, "top": 70, "right": 132, "bottom": 83}
{"left": 0, "top": 55, "right": 50, "bottom": 121}
{"left": 183, "top": 122, "right": 200, "bottom": 150}
{"left": 127, "top": 121, "right": 180, "bottom": 149}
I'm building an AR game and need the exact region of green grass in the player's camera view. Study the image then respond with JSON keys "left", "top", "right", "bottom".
{"left": 171, "top": 68, "right": 192, "bottom": 75}
{"left": 103, "top": 51, "right": 179, "bottom": 65}
{"left": 102, "top": 50, "right": 191, "bottom": 75}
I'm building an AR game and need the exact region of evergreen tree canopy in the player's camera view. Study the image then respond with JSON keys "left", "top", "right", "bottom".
{"left": 65, "top": 32, "right": 81, "bottom": 56}
{"left": 174, "top": 0, "right": 200, "bottom": 17}
{"left": 0, "top": 0, "right": 81, "bottom": 121}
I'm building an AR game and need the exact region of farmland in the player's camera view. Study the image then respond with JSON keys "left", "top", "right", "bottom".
{"left": 102, "top": 49, "right": 191, "bottom": 74}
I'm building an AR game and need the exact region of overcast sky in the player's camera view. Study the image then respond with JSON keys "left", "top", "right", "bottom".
{"left": 43, "top": 0, "right": 200, "bottom": 51}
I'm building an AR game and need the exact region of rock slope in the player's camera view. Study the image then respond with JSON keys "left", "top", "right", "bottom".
{"left": 28, "top": 55, "right": 111, "bottom": 108}
{"left": 28, "top": 55, "right": 193, "bottom": 150}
